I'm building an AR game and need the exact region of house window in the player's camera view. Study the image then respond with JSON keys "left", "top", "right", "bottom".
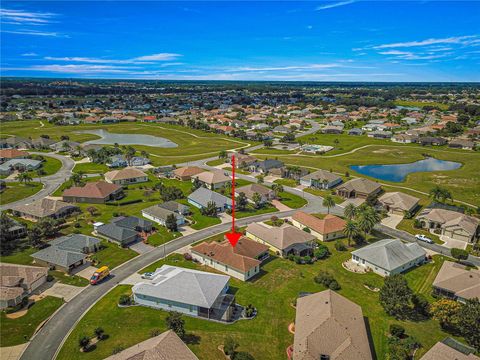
{"left": 320, "top": 355, "right": 330, "bottom": 360}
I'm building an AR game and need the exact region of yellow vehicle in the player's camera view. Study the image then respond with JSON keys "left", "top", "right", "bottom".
{"left": 90, "top": 266, "right": 110, "bottom": 285}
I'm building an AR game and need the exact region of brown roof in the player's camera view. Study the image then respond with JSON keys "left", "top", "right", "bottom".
{"left": 12, "top": 198, "right": 76, "bottom": 218}
{"left": 105, "top": 167, "right": 147, "bottom": 181}
{"left": 417, "top": 209, "right": 479, "bottom": 237}
{"left": 193, "top": 170, "right": 231, "bottom": 185}
{"left": 433, "top": 261, "right": 480, "bottom": 300}
{"left": 173, "top": 166, "right": 205, "bottom": 178}
{"left": 378, "top": 192, "right": 420, "bottom": 212}
{"left": 0, "top": 263, "right": 48, "bottom": 301}
{"left": 337, "top": 178, "right": 381, "bottom": 195}
{"left": 236, "top": 183, "right": 273, "bottom": 199}
{"left": 0, "top": 149, "right": 28, "bottom": 159}
{"left": 63, "top": 181, "right": 122, "bottom": 199}
{"left": 232, "top": 236, "right": 270, "bottom": 259}
{"left": 191, "top": 238, "right": 265, "bottom": 272}
{"left": 294, "top": 290, "right": 372, "bottom": 360}
{"left": 246, "top": 222, "right": 316, "bottom": 250}
{"left": 292, "top": 212, "right": 346, "bottom": 235}
{"left": 420, "top": 342, "right": 480, "bottom": 360}
{"left": 104, "top": 330, "right": 198, "bottom": 360}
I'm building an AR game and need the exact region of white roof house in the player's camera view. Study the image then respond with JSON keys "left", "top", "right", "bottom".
{"left": 351, "top": 239, "right": 426, "bottom": 277}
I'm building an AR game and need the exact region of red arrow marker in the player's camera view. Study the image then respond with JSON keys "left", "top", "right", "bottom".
{"left": 225, "top": 154, "right": 242, "bottom": 247}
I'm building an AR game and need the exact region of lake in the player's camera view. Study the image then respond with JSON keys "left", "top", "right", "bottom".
{"left": 79, "top": 129, "right": 178, "bottom": 148}
{"left": 350, "top": 157, "right": 462, "bottom": 182}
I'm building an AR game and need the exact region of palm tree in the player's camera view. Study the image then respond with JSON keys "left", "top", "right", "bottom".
{"left": 71, "top": 173, "right": 83, "bottom": 187}
{"left": 440, "top": 188, "right": 452, "bottom": 203}
{"left": 124, "top": 146, "right": 136, "bottom": 166}
{"left": 344, "top": 220, "right": 359, "bottom": 246}
{"left": 322, "top": 195, "right": 335, "bottom": 214}
{"left": 272, "top": 183, "right": 284, "bottom": 198}
{"left": 429, "top": 185, "right": 444, "bottom": 202}
{"left": 344, "top": 203, "right": 356, "bottom": 220}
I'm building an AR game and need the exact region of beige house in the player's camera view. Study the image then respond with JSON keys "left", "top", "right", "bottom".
{"left": 245, "top": 222, "right": 316, "bottom": 257}
{"left": 336, "top": 178, "right": 382, "bottom": 199}
{"left": 191, "top": 170, "right": 231, "bottom": 190}
{"left": 173, "top": 166, "right": 205, "bottom": 181}
{"left": 416, "top": 208, "right": 479, "bottom": 243}
{"left": 104, "top": 167, "right": 148, "bottom": 185}
{"left": 420, "top": 341, "right": 479, "bottom": 360}
{"left": 0, "top": 264, "right": 48, "bottom": 309}
{"left": 105, "top": 330, "right": 198, "bottom": 360}
{"left": 291, "top": 211, "right": 346, "bottom": 242}
{"left": 432, "top": 261, "right": 480, "bottom": 303}
{"left": 235, "top": 183, "right": 275, "bottom": 204}
{"left": 293, "top": 290, "right": 372, "bottom": 360}
{"left": 378, "top": 192, "right": 420, "bottom": 215}
{"left": 11, "top": 198, "right": 78, "bottom": 221}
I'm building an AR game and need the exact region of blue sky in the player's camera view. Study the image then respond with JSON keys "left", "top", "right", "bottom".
{"left": 1, "top": 1, "right": 479, "bottom": 81}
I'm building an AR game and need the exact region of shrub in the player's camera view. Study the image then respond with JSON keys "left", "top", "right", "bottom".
{"left": 314, "top": 244, "right": 330, "bottom": 259}
{"left": 245, "top": 304, "right": 255, "bottom": 318}
{"left": 74, "top": 222, "right": 81, "bottom": 228}
{"left": 293, "top": 255, "right": 302, "bottom": 264}
{"left": 79, "top": 336, "right": 90, "bottom": 351}
{"left": 389, "top": 324, "right": 406, "bottom": 338}
{"left": 150, "top": 329, "right": 162, "bottom": 337}
{"left": 451, "top": 248, "right": 469, "bottom": 261}
{"left": 47, "top": 274, "right": 54, "bottom": 282}
{"left": 303, "top": 227, "right": 311, "bottom": 233}
{"left": 303, "top": 255, "right": 312, "bottom": 264}
{"left": 118, "top": 295, "right": 131, "bottom": 306}
{"left": 334, "top": 240, "right": 347, "bottom": 251}
{"left": 183, "top": 253, "right": 192, "bottom": 261}
{"left": 234, "top": 352, "right": 255, "bottom": 360}
{"left": 112, "top": 345, "right": 125, "bottom": 355}
{"left": 94, "top": 327, "right": 105, "bottom": 340}
{"left": 328, "top": 280, "right": 340, "bottom": 290}
{"left": 314, "top": 270, "right": 340, "bottom": 290}
{"left": 224, "top": 336, "right": 238, "bottom": 356}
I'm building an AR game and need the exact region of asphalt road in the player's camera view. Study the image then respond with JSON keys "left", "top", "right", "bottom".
{"left": 0, "top": 152, "right": 75, "bottom": 211}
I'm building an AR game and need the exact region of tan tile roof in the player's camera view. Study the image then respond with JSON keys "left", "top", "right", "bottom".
{"left": 420, "top": 342, "right": 479, "bottom": 360}
{"left": 104, "top": 330, "right": 198, "bottom": 360}
{"left": 292, "top": 211, "right": 346, "bottom": 235}
{"left": 337, "top": 178, "right": 381, "bottom": 195}
{"left": 433, "top": 261, "right": 480, "bottom": 300}
{"left": 12, "top": 198, "right": 76, "bottom": 218}
{"left": 63, "top": 181, "right": 122, "bottom": 199}
{"left": 417, "top": 209, "right": 479, "bottom": 236}
{"left": 0, "top": 263, "right": 48, "bottom": 301}
{"left": 191, "top": 238, "right": 265, "bottom": 273}
{"left": 378, "top": 192, "right": 420, "bottom": 212}
{"left": 173, "top": 166, "right": 205, "bottom": 178}
{"left": 246, "top": 222, "right": 316, "bottom": 250}
{"left": 193, "top": 170, "right": 231, "bottom": 185}
{"left": 232, "top": 236, "right": 270, "bottom": 258}
{"left": 236, "top": 183, "right": 273, "bottom": 199}
{"left": 0, "top": 149, "right": 28, "bottom": 159}
{"left": 294, "top": 290, "right": 372, "bottom": 360}
{"left": 105, "top": 167, "right": 148, "bottom": 181}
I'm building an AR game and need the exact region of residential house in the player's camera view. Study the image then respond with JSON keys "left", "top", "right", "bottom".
{"left": 104, "top": 330, "right": 199, "bottom": 360}
{"left": 30, "top": 137, "right": 58, "bottom": 149}
{"left": 299, "top": 169, "right": 342, "bottom": 189}
{"left": 336, "top": 178, "right": 382, "bottom": 199}
{"left": 322, "top": 125, "right": 344, "bottom": 134}
{"left": 3, "top": 218, "right": 27, "bottom": 239}
{"left": 0, "top": 136, "right": 32, "bottom": 149}
{"left": 368, "top": 130, "right": 392, "bottom": 139}
{"left": 11, "top": 198, "right": 78, "bottom": 221}
{"left": 351, "top": 239, "right": 426, "bottom": 277}
{"left": 106, "top": 155, "right": 128, "bottom": 168}
{"left": 187, "top": 187, "right": 232, "bottom": 212}
{"left": 96, "top": 216, "right": 153, "bottom": 246}
{"left": 235, "top": 183, "right": 275, "bottom": 204}
{"left": 419, "top": 137, "right": 447, "bottom": 146}
{"left": 173, "top": 166, "right": 205, "bottom": 181}
{"left": 432, "top": 261, "right": 480, "bottom": 303}
{"left": 245, "top": 222, "right": 316, "bottom": 257}
{"left": 31, "top": 234, "right": 101, "bottom": 273}
{"left": 228, "top": 153, "right": 257, "bottom": 168}
{"left": 392, "top": 134, "right": 418, "bottom": 144}
{"left": 158, "top": 200, "right": 190, "bottom": 215}
{"left": 133, "top": 265, "right": 235, "bottom": 322}
{"left": 378, "top": 192, "right": 420, "bottom": 215}
{"left": 416, "top": 208, "right": 479, "bottom": 243}
{"left": 191, "top": 237, "right": 269, "bottom": 281}
{"left": 293, "top": 290, "right": 372, "bottom": 360}
{"left": 0, "top": 158, "right": 42, "bottom": 176}
{"left": 105, "top": 167, "right": 148, "bottom": 185}
{"left": 420, "top": 340, "right": 479, "bottom": 360}
{"left": 0, "top": 149, "right": 28, "bottom": 163}
{"left": 50, "top": 140, "right": 81, "bottom": 152}
{"left": 348, "top": 128, "right": 363, "bottom": 136}
{"left": 191, "top": 170, "right": 231, "bottom": 190}
{"left": 129, "top": 156, "right": 151, "bottom": 166}
{"left": 63, "top": 181, "right": 123, "bottom": 204}
{"left": 141, "top": 205, "right": 185, "bottom": 227}
{"left": 291, "top": 212, "right": 345, "bottom": 242}
{"left": 248, "top": 159, "right": 284, "bottom": 174}
{"left": 449, "top": 139, "right": 475, "bottom": 150}
{"left": 0, "top": 264, "right": 48, "bottom": 309}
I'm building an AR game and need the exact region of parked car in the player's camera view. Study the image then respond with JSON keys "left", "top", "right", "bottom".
{"left": 415, "top": 234, "right": 433, "bottom": 244}
{"left": 141, "top": 272, "right": 154, "bottom": 279}
{"left": 90, "top": 266, "right": 110, "bottom": 285}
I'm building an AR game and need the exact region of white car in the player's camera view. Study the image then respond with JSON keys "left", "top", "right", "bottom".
{"left": 141, "top": 272, "right": 154, "bottom": 279}
{"left": 415, "top": 234, "right": 433, "bottom": 244}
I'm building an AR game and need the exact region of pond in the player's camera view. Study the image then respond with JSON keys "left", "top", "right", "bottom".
{"left": 79, "top": 129, "right": 178, "bottom": 148}
{"left": 350, "top": 157, "right": 462, "bottom": 182}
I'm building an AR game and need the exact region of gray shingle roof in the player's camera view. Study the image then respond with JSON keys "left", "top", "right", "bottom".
{"left": 142, "top": 205, "right": 182, "bottom": 222}
{"left": 97, "top": 223, "right": 138, "bottom": 244}
{"left": 31, "top": 246, "right": 86, "bottom": 268}
{"left": 158, "top": 201, "right": 189, "bottom": 214}
{"left": 111, "top": 216, "right": 152, "bottom": 230}
{"left": 188, "top": 187, "right": 232, "bottom": 208}
{"left": 351, "top": 239, "right": 426, "bottom": 271}
{"left": 133, "top": 265, "right": 229, "bottom": 308}
{"left": 49, "top": 234, "right": 101, "bottom": 253}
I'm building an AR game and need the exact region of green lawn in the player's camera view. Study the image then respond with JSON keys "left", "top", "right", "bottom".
{"left": 235, "top": 204, "right": 278, "bottom": 219}
{"left": 0, "top": 182, "right": 43, "bottom": 205}
{"left": 49, "top": 270, "right": 90, "bottom": 287}
{"left": 396, "top": 218, "right": 443, "bottom": 244}
{"left": 57, "top": 246, "right": 456, "bottom": 360}
{"left": 73, "top": 162, "right": 110, "bottom": 174}
{"left": 146, "top": 228, "right": 182, "bottom": 247}
{"left": 1, "top": 296, "right": 64, "bottom": 347}
{"left": 206, "top": 158, "right": 227, "bottom": 166}
{"left": 278, "top": 191, "right": 308, "bottom": 209}
{"left": 273, "top": 178, "right": 298, "bottom": 187}
{"left": 38, "top": 156, "right": 63, "bottom": 176}
{"left": 178, "top": 199, "right": 222, "bottom": 230}
{"left": 90, "top": 241, "right": 138, "bottom": 269}
{"left": 303, "top": 187, "right": 344, "bottom": 204}
{"left": 1, "top": 246, "right": 37, "bottom": 265}
{"left": 393, "top": 100, "right": 449, "bottom": 110}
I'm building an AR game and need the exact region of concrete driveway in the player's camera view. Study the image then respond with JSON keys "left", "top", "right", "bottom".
{"left": 129, "top": 241, "right": 155, "bottom": 254}
{"left": 72, "top": 265, "right": 98, "bottom": 280}
{"left": 219, "top": 212, "right": 232, "bottom": 224}
{"left": 178, "top": 225, "right": 197, "bottom": 236}
{"left": 440, "top": 235, "right": 468, "bottom": 250}
{"left": 381, "top": 214, "right": 403, "bottom": 229}
{"left": 272, "top": 199, "right": 291, "bottom": 212}
{"left": 43, "top": 282, "right": 84, "bottom": 302}
{"left": 0, "top": 343, "right": 28, "bottom": 360}
{"left": 119, "top": 272, "right": 143, "bottom": 285}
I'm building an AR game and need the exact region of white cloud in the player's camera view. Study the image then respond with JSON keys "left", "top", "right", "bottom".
{"left": 316, "top": 1, "right": 355, "bottom": 11}
{"left": 44, "top": 53, "right": 182, "bottom": 64}
{"left": 133, "top": 53, "right": 182, "bottom": 61}
{"left": 373, "top": 35, "right": 478, "bottom": 49}
{"left": 227, "top": 63, "right": 341, "bottom": 72}
{"left": 2, "top": 29, "right": 66, "bottom": 37}
{"left": 21, "top": 52, "right": 38, "bottom": 57}
{"left": 4, "top": 64, "right": 139, "bottom": 74}
{"left": 0, "top": 8, "right": 57, "bottom": 25}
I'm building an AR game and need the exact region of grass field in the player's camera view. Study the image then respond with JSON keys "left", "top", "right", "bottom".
{"left": 49, "top": 270, "right": 90, "bottom": 287}
{"left": 278, "top": 191, "right": 308, "bottom": 208}
{"left": 38, "top": 156, "right": 63, "bottom": 176}
{"left": 1, "top": 296, "right": 64, "bottom": 347}
{"left": 255, "top": 141, "right": 480, "bottom": 207}
{"left": 0, "top": 182, "right": 43, "bottom": 205}
{"left": 303, "top": 187, "right": 344, "bottom": 204}
{"left": 57, "top": 245, "right": 457, "bottom": 360}
{"left": 393, "top": 100, "right": 449, "bottom": 110}
{"left": 2, "top": 121, "right": 255, "bottom": 166}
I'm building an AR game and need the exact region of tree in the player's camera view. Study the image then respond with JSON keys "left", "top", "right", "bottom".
{"left": 201, "top": 201, "right": 218, "bottom": 217}
{"left": 343, "top": 220, "right": 359, "bottom": 247}
{"left": 192, "top": 177, "right": 202, "bottom": 191}
{"left": 123, "top": 145, "right": 136, "bottom": 165}
{"left": 457, "top": 299, "right": 480, "bottom": 350}
{"left": 140, "top": 150, "right": 149, "bottom": 159}
{"left": 219, "top": 150, "right": 227, "bottom": 159}
{"left": 78, "top": 335, "right": 90, "bottom": 351}
{"left": 322, "top": 195, "right": 335, "bottom": 214}
{"left": 431, "top": 299, "right": 461, "bottom": 330}
{"left": 71, "top": 173, "right": 83, "bottom": 187}
{"left": 451, "top": 248, "right": 469, "bottom": 261}
{"left": 344, "top": 203, "right": 356, "bottom": 220}
{"left": 379, "top": 274, "right": 414, "bottom": 319}
{"left": 26, "top": 226, "right": 43, "bottom": 248}
{"left": 429, "top": 185, "right": 444, "bottom": 202}
{"left": 224, "top": 336, "right": 239, "bottom": 357}
{"left": 94, "top": 327, "right": 105, "bottom": 340}
{"left": 272, "top": 183, "right": 283, "bottom": 198}
{"left": 252, "top": 192, "right": 263, "bottom": 209}
{"left": 263, "top": 139, "right": 273, "bottom": 147}
{"left": 165, "top": 311, "right": 185, "bottom": 339}
{"left": 37, "top": 217, "right": 58, "bottom": 238}
{"left": 0, "top": 213, "right": 17, "bottom": 253}
{"left": 236, "top": 192, "right": 248, "bottom": 211}
{"left": 86, "top": 206, "right": 97, "bottom": 216}
{"left": 16, "top": 172, "right": 32, "bottom": 184}
{"left": 165, "top": 213, "right": 178, "bottom": 232}
{"left": 257, "top": 175, "right": 264, "bottom": 184}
